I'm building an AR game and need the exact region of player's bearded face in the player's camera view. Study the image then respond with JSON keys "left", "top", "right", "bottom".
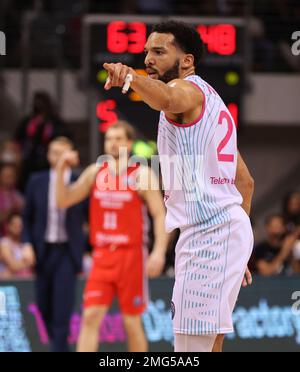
{"left": 157, "top": 59, "right": 180, "bottom": 83}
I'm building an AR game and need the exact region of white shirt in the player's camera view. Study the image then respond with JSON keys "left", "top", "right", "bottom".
{"left": 45, "top": 169, "right": 71, "bottom": 243}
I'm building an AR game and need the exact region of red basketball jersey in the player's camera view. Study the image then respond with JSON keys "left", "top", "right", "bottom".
{"left": 89, "top": 163, "right": 149, "bottom": 249}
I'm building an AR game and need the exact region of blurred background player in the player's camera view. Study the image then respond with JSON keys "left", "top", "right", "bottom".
{"left": 14, "top": 91, "right": 70, "bottom": 191}
{"left": 22, "top": 137, "right": 87, "bottom": 352}
{"left": 55, "top": 120, "right": 170, "bottom": 352}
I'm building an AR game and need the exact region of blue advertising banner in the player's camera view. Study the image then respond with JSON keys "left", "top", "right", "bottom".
{"left": 0, "top": 277, "right": 299, "bottom": 352}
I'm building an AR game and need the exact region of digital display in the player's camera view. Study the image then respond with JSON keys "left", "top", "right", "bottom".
{"left": 105, "top": 21, "right": 238, "bottom": 57}
{"left": 96, "top": 99, "right": 119, "bottom": 133}
{"left": 82, "top": 16, "right": 246, "bottom": 144}
{"left": 96, "top": 98, "right": 239, "bottom": 134}
{"left": 86, "top": 16, "right": 245, "bottom": 76}
{"left": 107, "top": 21, "right": 147, "bottom": 54}
{"left": 197, "top": 24, "right": 236, "bottom": 56}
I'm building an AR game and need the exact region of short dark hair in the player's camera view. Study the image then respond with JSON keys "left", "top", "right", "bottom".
{"left": 152, "top": 21, "right": 205, "bottom": 68}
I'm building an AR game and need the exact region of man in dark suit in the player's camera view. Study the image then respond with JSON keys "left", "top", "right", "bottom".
{"left": 22, "top": 137, "right": 86, "bottom": 352}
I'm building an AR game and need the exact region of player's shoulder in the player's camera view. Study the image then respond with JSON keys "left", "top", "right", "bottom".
{"left": 168, "top": 76, "right": 204, "bottom": 100}
{"left": 167, "top": 77, "right": 197, "bottom": 90}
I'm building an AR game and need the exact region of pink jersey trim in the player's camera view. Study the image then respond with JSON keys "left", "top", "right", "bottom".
{"left": 165, "top": 81, "right": 206, "bottom": 128}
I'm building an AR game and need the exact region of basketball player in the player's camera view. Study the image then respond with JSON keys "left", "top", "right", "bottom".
{"left": 55, "top": 121, "right": 170, "bottom": 352}
{"left": 103, "top": 21, "right": 254, "bottom": 352}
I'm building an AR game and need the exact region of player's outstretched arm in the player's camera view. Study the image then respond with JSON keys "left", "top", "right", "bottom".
{"left": 103, "top": 63, "right": 203, "bottom": 115}
{"left": 236, "top": 152, "right": 254, "bottom": 287}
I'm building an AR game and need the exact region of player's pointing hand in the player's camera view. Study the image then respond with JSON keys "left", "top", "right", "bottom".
{"left": 103, "top": 63, "right": 135, "bottom": 91}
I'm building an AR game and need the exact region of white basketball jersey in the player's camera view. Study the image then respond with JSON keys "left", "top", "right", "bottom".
{"left": 157, "top": 75, "right": 243, "bottom": 233}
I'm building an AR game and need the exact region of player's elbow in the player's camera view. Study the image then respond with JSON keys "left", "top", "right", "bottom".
{"left": 149, "top": 87, "right": 177, "bottom": 112}
{"left": 153, "top": 97, "right": 172, "bottom": 112}
{"left": 159, "top": 88, "right": 174, "bottom": 111}
{"left": 148, "top": 100, "right": 169, "bottom": 112}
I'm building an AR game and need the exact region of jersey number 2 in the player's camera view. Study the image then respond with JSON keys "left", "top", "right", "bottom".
{"left": 217, "top": 111, "right": 234, "bottom": 163}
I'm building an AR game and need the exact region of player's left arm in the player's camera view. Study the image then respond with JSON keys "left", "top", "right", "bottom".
{"left": 138, "top": 167, "right": 171, "bottom": 278}
{"left": 103, "top": 63, "right": 203, "bottom": 114}
{"left": 235, "top": 151, "right": 255, "bottom": 216}
{"left": 235, "top": 152, "right": 255, "bottom": 287}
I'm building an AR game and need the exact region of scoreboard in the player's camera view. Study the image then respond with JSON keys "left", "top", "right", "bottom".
{"left": 82, "top": 15, "right": 247, "bottom": 157}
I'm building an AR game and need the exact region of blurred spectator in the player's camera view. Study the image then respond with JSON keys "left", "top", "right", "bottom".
{"left": 0, "top": 163, "right": 24, "bottom": 237}
{"left": 0, "top": 212, "right": 35, "bottom": 279}
{"left": 249, "top": 17, "right": 276, "bottom": 72}
{"left": 253, "top": 0, "right": 300, "bottom": 71}
{"left": 291, "top": 238, "right": 300, "bottom": 274}
{"left": 282, "top": 191, "right": 300, "bottom": 231}
{"left": 0, "top": 140, "right": 22, "bottom": 169}
{"left": 89, "top": 0, "right": 122, "bottom": 13}
{"left": 14, "top": 91, "right": 70, "bottom": 190}
{"left": 22, "top": 136, "right": 87, "bottom": 352}
{"left": 0, "top": 75, "right": 20, "bottom": 132}
{"left": 130, "top": 0, "right": 173, "bottom": 14}
{"left": 173, "top": 0, "right": 215, "bottom": 15}
{"left": 251, "top": 214, "right": 300, "bottom": 276}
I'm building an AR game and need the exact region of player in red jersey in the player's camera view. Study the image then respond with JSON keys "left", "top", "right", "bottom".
{"left": 55, "top": 120, "right": 170, "bottom": 352}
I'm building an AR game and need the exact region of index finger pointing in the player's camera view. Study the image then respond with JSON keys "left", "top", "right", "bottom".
{"left": 103, "top": 63, "right": 115, "bottom": 73}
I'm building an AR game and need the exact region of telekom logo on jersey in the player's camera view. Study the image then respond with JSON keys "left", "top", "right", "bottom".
{"left": 0, "top": 31, "right": 5, "bottom": 56}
